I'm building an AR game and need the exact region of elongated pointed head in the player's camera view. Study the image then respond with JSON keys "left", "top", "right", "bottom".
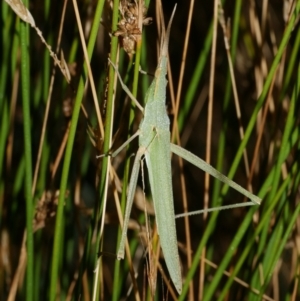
{"left": 161, "top": 4, "right": 177, "bottom": 57}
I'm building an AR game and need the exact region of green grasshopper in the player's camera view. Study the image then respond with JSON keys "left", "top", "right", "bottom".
{"left": 109, "top": 5, "right": 261, "bottom": 294}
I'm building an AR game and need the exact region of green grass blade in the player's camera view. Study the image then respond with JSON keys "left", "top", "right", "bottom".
{"left": 20, "top": 12, "right": 34, "bottom": 301}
